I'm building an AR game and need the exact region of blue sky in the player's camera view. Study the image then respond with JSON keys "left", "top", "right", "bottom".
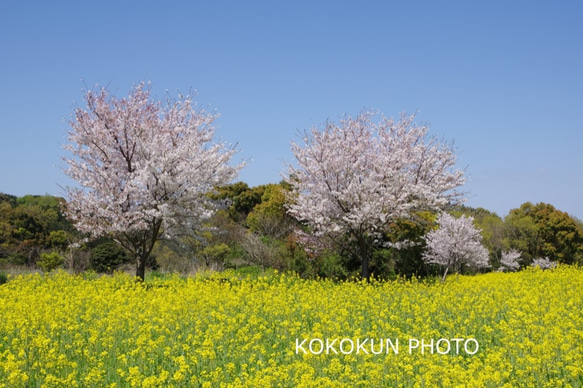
{"left": 1, "top": 1, "right": 581, "bottom": 219}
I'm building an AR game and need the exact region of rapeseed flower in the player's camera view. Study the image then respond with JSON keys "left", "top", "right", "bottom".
{"left": 0, "top": 267, "right": 581, "bottom": 386}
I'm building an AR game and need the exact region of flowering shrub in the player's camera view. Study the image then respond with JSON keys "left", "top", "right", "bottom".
{"left": 0, "top": 267, "right": 582, "bottom": 387}
{"left": 499, "top": 249, "right": 521, "bottom": 272}
{"left": 532, "top": 257, "right": 557, "bottom": 269}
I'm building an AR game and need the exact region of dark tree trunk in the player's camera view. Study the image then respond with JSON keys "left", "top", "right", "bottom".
{"left": 136, "top": 252, "right": 147, "bottom": 282}
{"left": 357, "top": 234, "right": 372, "bottom": 281}
{"left": 125, "top": 219, "right": 162, "bottom": 282}
{"left": 362, "top": 253, "right": 370, "bottom": 280}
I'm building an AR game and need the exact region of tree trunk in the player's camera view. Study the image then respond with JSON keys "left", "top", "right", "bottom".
{"left": 358, "top": 235, "right": 371, "bottom": 281}
{"left": 362, "top": 254, "right": 370, "bottom": 280}
{"left": 441, "top": 265, "right": 449, "bottom": 282}
{"left": 134, "top": 244, "right": 151, "bottom": 282}
{"left": 129, "top": 220, "right": 162, "bottom": 282}
{"left": 136, "top": 252, "right": 147, "bottom": 282}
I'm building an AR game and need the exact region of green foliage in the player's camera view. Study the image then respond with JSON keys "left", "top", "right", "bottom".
{"left": 287, "top": 237, "right": 353, "bottom": 280}
{"left": 0, "top": 193, "right": 74, "bottom": 267}
{"left": 241, "top": 233, "right": 288, "bottom": 271}
{"left": 2, "top": 187, "right": 582, "bottom": 279}
{"left": 370, "top": 249, "right": 396, "bottom": 280}
{"left": 199, "top": 243, "right": 231, "bottom": 266}
{"left": 212, "top": 182, "right": 265, "bottom": 222}
{"left": 231, "top": 265, "right": 264, "bottom": 277}
{"left": 89, "top": 239, "right": 130, "bottom": 273}
{"left": 37, "top": 251, "right": 64, "bottom": 272}
{"left": 504, "top": 205, "right": 539, "bottom": 261}
{"left": 318, "top": 251, "right": 352, "bottom": 280}
{"left": 504, "top": 202, "right": 583, "bottom": 265}
{"left": 0, "top": 193, "right": 17, "bottom": 207}
{"left": 383, "top": 212, "right": 438, "bottom": 278}
{"left": 247, "top": 184, "right": 292, "bottom": 237}
{"left": 46, "top": 230, "right": 69, "bottom": 250}
{"left": 0, "top": 271, "right": 7, "bottom": 285}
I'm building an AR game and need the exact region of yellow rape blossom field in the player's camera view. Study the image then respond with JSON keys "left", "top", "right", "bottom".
{"left": 1, "top": 266, "right": 582, "bottom": 387}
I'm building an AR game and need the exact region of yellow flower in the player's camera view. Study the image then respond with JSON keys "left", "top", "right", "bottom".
{"left": 0, "top": 267, "right": 582, "bottom": 386}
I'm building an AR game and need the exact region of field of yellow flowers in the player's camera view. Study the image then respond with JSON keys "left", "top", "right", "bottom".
{"left": 1, "top": 266, "right": 582, "bottom": 387}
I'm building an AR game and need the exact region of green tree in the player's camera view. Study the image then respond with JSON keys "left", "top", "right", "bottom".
{"left": 213, "top": 182, "right": 265, "bottom": 223}
{"left": 0, "top": 201, "right": 15, "bottom": 259}
{"left": 0, "top": 193, "right": 75, "bottom": 268}
{"left": 89, "top": 239, "right": 130, "bottom": 273}
{"left": 247, "top": 183, "right": 293, "bottom": 238}
{"left": 504, "top": 202, "right": 583, "bottom": 265}
{"left": 37, "top": 251, "right": 64, "bottom": 272}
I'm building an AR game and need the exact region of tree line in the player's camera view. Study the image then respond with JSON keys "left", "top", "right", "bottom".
{"left": 1, "top": 188, "right": 582, "bottom": 280}
{"left": 0, "top": 193, "right": 129, "bottom": 273}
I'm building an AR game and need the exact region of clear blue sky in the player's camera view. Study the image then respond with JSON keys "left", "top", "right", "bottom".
{"left": 1, "top": 1, "right": 581, "bottom": 219}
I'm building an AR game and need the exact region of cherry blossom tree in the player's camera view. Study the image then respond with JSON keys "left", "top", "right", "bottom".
{"left": 422, "top": 212, "right": 490, "bottom": 281}
{"left": 532, "top": 257, "right": 557, "bottom": 269}
{"left": 499, "top": 249, "right": 521, "bottom": 272}
{"left": 285, "top": 110, "right": 465, "bottom": 280}
{"left": 63, "top": 82, "right": 242, "bottom": 280}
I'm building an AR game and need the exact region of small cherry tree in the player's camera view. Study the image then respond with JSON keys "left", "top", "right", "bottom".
{"left": 423, "top": 212, "right": 489, "bottom": 281}
{"left": 532, "top": 257, "right": 557, "bottom": 269}
{"left": 286, "top": 111, "right": 465, "bottom": 280}
{"left": 63, "top": 82, "right": 242, "bottom": 280}
{"left": 499, "top": 249, "right": 521, "bottom": 272}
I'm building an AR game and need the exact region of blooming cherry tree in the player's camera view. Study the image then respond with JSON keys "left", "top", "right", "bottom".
{"left": 63, "top": 82, "right": 242, "bottom": 280}
{"left": 499, "top": 249, "right": 521, "bottom": 272}
{"left": 423, "top": 212, "right": 490, "bottom": 281}
{"left": 532, "top": 257, "right": 557, "bottom": 270}
{"left": 286, "top": 111, "right": 465, "bottom": 279}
